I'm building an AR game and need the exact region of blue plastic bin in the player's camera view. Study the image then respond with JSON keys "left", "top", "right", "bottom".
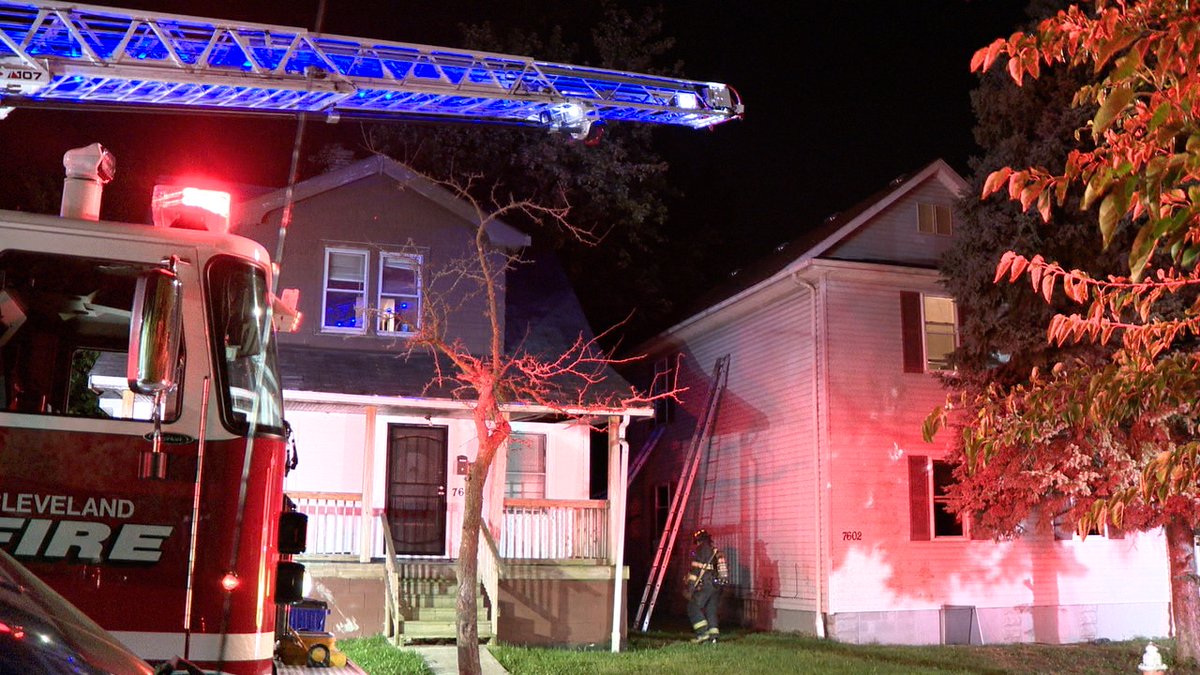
{"left": 288, "top": 599, "right": 329, "bottom": 633}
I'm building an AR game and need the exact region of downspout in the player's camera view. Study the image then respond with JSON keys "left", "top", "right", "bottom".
{"left": 610, "top": 414, "right": 631, "bottom": 652}
{"left": 793, "top": 274, "right": 827, "bottom": 639}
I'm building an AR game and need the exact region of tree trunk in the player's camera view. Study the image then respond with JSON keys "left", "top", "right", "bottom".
{"left": 455, "top": 458, "right": 484, "bottom": 675}
{"left": 456, "top": 417, "right": 504, "bottom": 675}
{"left": 1165, "top": 514, "right": 1200, "bottom": 664}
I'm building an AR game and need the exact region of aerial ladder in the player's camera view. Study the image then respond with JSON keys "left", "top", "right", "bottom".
{"left": 0, "top": 0, "right": 742, "bottom": 138}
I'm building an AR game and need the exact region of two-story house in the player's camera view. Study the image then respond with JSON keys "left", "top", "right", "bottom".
{"left": 624, "top": 159, "right": 1171, "bottom": 645}
{"left": 235, "top": 154, "right": 647, "bottom": 647}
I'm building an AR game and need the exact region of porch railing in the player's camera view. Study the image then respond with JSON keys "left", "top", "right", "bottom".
{"left": 500, "top": 499, "right": 609, "bottom": 560}
{"left": 289, "top": 491, "right": 376, "bottom": 557}
{"left": 478, "top": 525, "right": 502, "bottom": 642}
{"left": 288, "top": 492, "right": 610, "bottom": 561}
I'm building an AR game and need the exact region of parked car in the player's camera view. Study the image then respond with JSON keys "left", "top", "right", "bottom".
{"left": 0, "top": 548, "right": 154, "bottom": 674}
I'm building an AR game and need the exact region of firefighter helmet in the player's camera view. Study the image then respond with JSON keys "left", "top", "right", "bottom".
{"left": 693, "top": 528, "right": 712, "bottom": 543}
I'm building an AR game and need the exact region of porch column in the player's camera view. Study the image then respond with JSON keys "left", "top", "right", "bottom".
{"left": 359, "top": 405, "right": 377, "bottom": 563}
{"left": 608, "top": 414, "right": 630, "bottom": 652}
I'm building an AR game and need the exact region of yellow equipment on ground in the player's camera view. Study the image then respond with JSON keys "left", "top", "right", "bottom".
{"left": 276, "top": 629, "right": 347, "bottom": 668}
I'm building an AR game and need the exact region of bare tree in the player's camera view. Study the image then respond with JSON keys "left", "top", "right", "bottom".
{"left": 388, "top": 164, "right": 665, "bottom": 674}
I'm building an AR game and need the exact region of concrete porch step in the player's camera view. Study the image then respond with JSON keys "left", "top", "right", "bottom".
{"left": 402, "top": 619, "right": 494, "bottom": 640}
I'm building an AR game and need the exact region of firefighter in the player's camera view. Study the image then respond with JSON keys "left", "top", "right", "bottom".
{"left": 683, "top": 528, "right": 729, "bottom": 643}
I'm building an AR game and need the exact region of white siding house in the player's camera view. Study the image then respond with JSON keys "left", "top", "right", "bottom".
{"left": 625, "top": 159, "right": 1171, "bottom": 645}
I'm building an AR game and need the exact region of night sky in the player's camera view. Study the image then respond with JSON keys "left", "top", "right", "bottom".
{"left": 0, "top": 0, "right": 1032, "bottom": 333}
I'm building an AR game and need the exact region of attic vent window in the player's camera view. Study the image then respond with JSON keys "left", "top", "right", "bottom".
{"left": 918, "top": 203, "right": 953, "bottom": 236}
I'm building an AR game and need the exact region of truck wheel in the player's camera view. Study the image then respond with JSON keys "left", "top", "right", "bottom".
{"left": 307, "top": 643, "right": 331, "bottom": 667}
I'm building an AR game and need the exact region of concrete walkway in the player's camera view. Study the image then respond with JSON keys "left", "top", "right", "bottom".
{"left": 410, "top": 645, "right": 510, "bottom": 675}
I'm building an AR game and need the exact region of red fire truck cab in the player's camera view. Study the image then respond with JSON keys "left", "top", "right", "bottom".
{"left": 0, "top": 144, "right": 303, "bottom": 675}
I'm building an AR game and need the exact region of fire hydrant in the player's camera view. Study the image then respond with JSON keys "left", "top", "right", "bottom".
{"left": 1138, "top": 641, "right": 1167, "bottom": 674}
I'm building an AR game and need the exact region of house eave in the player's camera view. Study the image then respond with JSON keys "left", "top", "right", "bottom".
{"left": 640, "top": 259, "right": 946, "bottom": 352}
{"left": 283, "top": 388, "right": 652, "bottom": 420}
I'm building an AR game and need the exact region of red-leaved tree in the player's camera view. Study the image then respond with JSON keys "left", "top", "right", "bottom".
{"left": 925, "top": 1, "right": 1200, "bottom": 661}
{"left": 394, "top": 166, "right": 667, "bottom": 674}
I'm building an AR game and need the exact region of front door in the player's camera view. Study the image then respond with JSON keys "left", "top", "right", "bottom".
{"left": 386, "top": 424, "right": 448, "bottom": 555}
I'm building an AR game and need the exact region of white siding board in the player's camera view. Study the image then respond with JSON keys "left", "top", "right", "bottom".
{"left": 825, "top": 178, "right": 959, "bottom": 266}
{"left": 636, "top": 289, "right": 822, "bottom": 613}
{"left": 283, "top": 409, "right": 366, "bottom": 494}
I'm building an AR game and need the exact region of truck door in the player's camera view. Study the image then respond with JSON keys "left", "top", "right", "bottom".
{"left": 0, "top": 246, "right": 201, "bottom": 660}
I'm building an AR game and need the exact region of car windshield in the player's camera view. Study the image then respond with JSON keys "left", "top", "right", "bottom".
{"left": 0, "top": 550, "right": 153, "bottom": 674}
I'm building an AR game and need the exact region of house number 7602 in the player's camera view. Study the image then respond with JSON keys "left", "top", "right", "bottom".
{"left": 842, "top": 531, "right": 862, "bottom": 541}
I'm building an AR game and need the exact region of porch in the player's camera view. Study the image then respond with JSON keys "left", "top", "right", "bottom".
{"left": 287, "top": 491, "right": 627, "bottom": 647}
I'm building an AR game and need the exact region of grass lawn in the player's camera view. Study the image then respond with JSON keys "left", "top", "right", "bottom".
{"left": 343, "top": 630, "right": 1200, "bottom": 675}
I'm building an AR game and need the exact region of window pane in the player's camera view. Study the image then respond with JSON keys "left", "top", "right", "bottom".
{"left": 382, "top": 261, "right": 417, "bottom": 295}
{"left": 923, "top": 296, "right": 957, "bottom": 370}
{"left": 932, "top": 460, "right": 964, "bottom": 537}
{"left": 933, "top": 502, "right": 964, "bottom": 537}
{"left": 324, "top": 291, "right": 362, "bottom": 328}
{"left": 918, "top": 203, "right": 935, "bottom": 234}
{"left": 328, "top": 251, "right": 365, "bottom": 282}
{"left": 923, "top": 296, "right": 955, "bottom": 323}
{"left": 935, "top": 204, "right": 953, "bottom": 235}
{"left": 505, "top": 433, "right": 546, "bottom": 499}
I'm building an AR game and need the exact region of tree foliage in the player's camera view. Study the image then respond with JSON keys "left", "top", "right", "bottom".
{"left": 927, "top": 0, "right": 1200, "bottom": 661}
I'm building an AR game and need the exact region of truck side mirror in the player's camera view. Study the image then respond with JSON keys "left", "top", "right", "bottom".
{"left": 127, "top": 267, "right": 183, "bottom": 395}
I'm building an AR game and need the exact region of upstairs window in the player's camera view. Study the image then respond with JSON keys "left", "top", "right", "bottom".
{"left": 918, "top": 202, "right": 953, "bottom": 236}
{"left": 505, "top": 433, "right": 546, "bottom": 499}
{"left": 322, "top": 248, "right": 367, "bottom": 332}
{"left": 378, "top": 252, "right": 421, "bottom": 334}
{"left": 900, "top": 292, "right": 958, "bottom": 373}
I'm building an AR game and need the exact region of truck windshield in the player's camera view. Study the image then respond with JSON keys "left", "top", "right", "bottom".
{"left": 206, "top": 256, "right": 284, "bottom": 435}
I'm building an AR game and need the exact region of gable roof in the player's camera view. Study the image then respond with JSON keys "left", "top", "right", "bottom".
{"left": 665, "top": 159, "right": 967, "bottom": 336}
{"left": 235, "top": 154, "right": 530, "bottom": 249}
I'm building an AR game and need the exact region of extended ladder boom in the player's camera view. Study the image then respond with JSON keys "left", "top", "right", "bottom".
{"left": 0, "top": 0, "right": 743, "bottom": 135}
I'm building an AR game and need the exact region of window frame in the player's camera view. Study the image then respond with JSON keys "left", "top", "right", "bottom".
{"left": 921, "top": 294, "right": 958, "bottom": 372}
{"left": 901, "top": 292, "right": 959, "bottom": 374}
{"left": 917, "top": 202, "right": 953, "bottom": 236}
{"left": 909, "top": 455, "right": 973, "bottom": 541}
{"left": 376, "top": 251, "right": 422, "bottom": 335}
{"left": 321, "top": 247, "right": 369, "bottom": 334}
{"left": 930, "top": 459, "right": 966, "bottom": 539}
{"left": 504, "top": 432, "right": 547, "bottom": 499}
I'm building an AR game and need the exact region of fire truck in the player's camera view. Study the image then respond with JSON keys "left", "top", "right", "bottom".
{"left": 0, "top": 1, "right": 741, "bottom": 673}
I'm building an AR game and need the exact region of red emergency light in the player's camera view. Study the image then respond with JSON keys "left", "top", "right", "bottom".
{"left": 152, "top": 185, "right": 231, "bottom": 233}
